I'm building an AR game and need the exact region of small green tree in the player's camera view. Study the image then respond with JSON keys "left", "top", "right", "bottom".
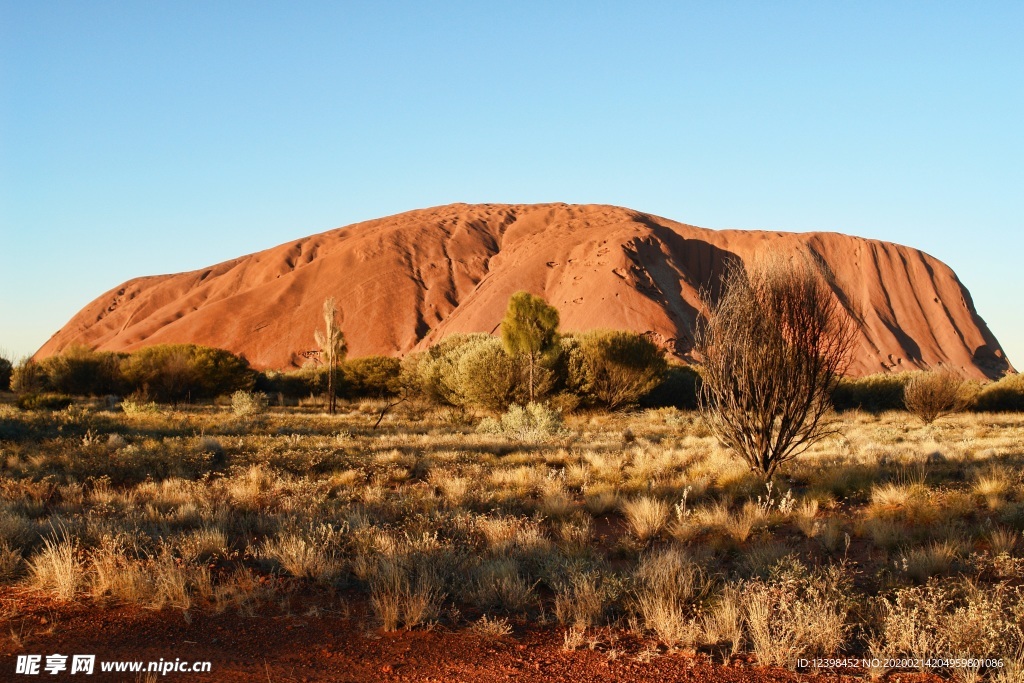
{"left": 500, "top": 291, "right": 560, "bottom": 403}
{"left": 314, "top": 297, "right": 347, "bottom": 414}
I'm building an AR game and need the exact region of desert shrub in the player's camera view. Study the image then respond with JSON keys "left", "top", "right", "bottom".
{"left": 570, "top": 330, "right": 667, "bottom": 410}
{"left": 552, "top": 565, "right": 616, "bottom": 630}
{"left": 231, "top": 390, "right": 267, "bottom": 417}
{"left": 358, "top": 534, "right": 448, "bottom": 630}
{"left": 832, "top": 372, "right": 913, "bottom": 412}
{"left": 702, "top": 584, "right": 744, "bottom": 655}
{"left": 898, "top": 540, "right": 961, "bottom": 583}
{"left": 121, "top": 396, "right": 160, "bottom": 415}
{"left": 120, "top": 344, "right": 254, "bottom": 403}
{"left": 0, "top": 541, "right": 22, "bottom": 581}
{"left": 412, "top": 334, "right": 489, "bottom": 406}
{"left": 0, "top": 352, "right": 12, "bottom": 391}
{"left": 10, "top": 358, "right": 44, "bottom": 393}
{"left": 453, "top": 337, "right": 525, "bottom": 412}
{"left": 621, "top": 496, "right": 671, "bottom": 542}
{"left": 344, "top": 356, "right": 401, "bottom": 398}
{"left": 874, "top": 578, "right": 1023, "bottom": 680}
{"left": 696, "top": 256, "right": 855, "bottom": 478}
{"left": 640, "top": 364, "right": 702, "bottom": 409}
{"left": 466, "top": 556, "right": 536, "bottom": 613}
{"left": 254, "top": 370, "right": 313, "bottom": 399}
{"left": 17, "top": 393, "right": 74, "bottom": 411}
{"left": 972, "top": 373, "right": 1024, "bottom": 412}
{"left": 36, "top": 346, "right": 125, "bottom": 396}
{"left": 470, "top": 614, "right": 513, "bottom": 638}
{"left": 477, "top": 402, "right": 564, "bottom": 442}
{"left": 368, "top": 558, "right": 445, "bottom": 630}
{"left": 739, "top": 559, "right": 852, "bottom": 668}
{"left": 631, "top": 546, "right": 708, "bottom": 648}
{"left": 412, "top": 334, "right": 549, "bottom": 410}
{"left": 259, "top": 524, "right": 345, "bottom": 583}
{"left": 904, "top": 369, "right": 975, "bottom": 424}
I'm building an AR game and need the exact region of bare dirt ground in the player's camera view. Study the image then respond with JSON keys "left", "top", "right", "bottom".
{"left": 2, "top": 593, "right": 943, "bottom": 683}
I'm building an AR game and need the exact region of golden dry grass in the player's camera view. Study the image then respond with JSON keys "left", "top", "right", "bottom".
{"left": 1, "top": 402, "right": 1023, "bottom": 673}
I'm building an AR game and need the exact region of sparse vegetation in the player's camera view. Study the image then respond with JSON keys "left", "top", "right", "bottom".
{"left": 1, "top": 396, "right": 1021, "bottom": 677}
{"left": 2, "top": 330, "right": 1023, "bottom": 679}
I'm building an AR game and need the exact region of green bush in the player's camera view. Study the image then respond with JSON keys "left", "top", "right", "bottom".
{"left": 409, "top": 335, "right": 474, "bottom": 406}
{"left": 344, "top": 356, "right": 402, "bottom": 398}
{"left": 566, "top": 330, "right": 667, "bottom": 410}
{"left": 119, "top": 344, "right": 254, "bottom": 403}
{"left": 453, "top": 337, "right": 527, "bottom": 412}
{"left": 412, "top": 334, "right": 503, "bottom": 407}
{"left": 0, "top": 353, "right": 12, "bottom": 391}
{"left": 10, "top": 359, "right": 44, "bottom": 394}
{"left": 640, "top": 364, "right": 702, "bottom": 409}
{"left": 17, "top": 393, "right": 74, "bottom": 411}
{"left": 411, "top": 335, "right": 557, "bottom": 412}
{"left": 972, "top": 373, "right": 1024, "bottom": 412}
{"left": 36, "top": 346, "right": 125, "bottom": 396}
{"left": 831, "top": 373, "right": 913, "bottom": 412}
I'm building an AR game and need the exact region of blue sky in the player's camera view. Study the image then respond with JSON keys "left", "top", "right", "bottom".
{"left": 1, "top": 2, "right": 1021, "bottom": 367}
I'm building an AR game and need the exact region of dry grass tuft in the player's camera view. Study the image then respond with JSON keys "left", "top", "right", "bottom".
{"left": 620, "top": 496, "right": 670, "bottom": 542}
{"left": 632, "top": 546, "right": 708, "bottom": 649}
{"left": 28, "top": 535, "right": 83, "bottom": 601}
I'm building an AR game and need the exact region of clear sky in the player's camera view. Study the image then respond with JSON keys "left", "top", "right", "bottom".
{"left": 2, "top": 2, "right": 1021, "bottom": 368}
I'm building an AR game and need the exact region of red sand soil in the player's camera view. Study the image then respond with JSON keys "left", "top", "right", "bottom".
{"left": 2, "top": 592, "right": 944, "bottom": 683}
{"left": 35, "top": 203, "right": 1012, "bottom": 379}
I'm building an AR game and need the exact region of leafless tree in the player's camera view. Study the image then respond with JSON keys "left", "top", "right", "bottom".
{"left": 695, "top": 254, "right": 856, "bottom": 479}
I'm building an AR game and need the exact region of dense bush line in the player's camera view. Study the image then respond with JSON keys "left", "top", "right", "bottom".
{"left": 833, "top": 370, "right": 1024, "bottom": 414}
{"left": 11, "top": 344, "right": 255, "bottom": 405}
{"left": 6, "top": 343, "right": 1021, "bottom": 415}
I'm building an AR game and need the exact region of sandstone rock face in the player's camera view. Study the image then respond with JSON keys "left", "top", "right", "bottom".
{"left": 36, "top": 203, "right": 1012, "bottom": 378}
